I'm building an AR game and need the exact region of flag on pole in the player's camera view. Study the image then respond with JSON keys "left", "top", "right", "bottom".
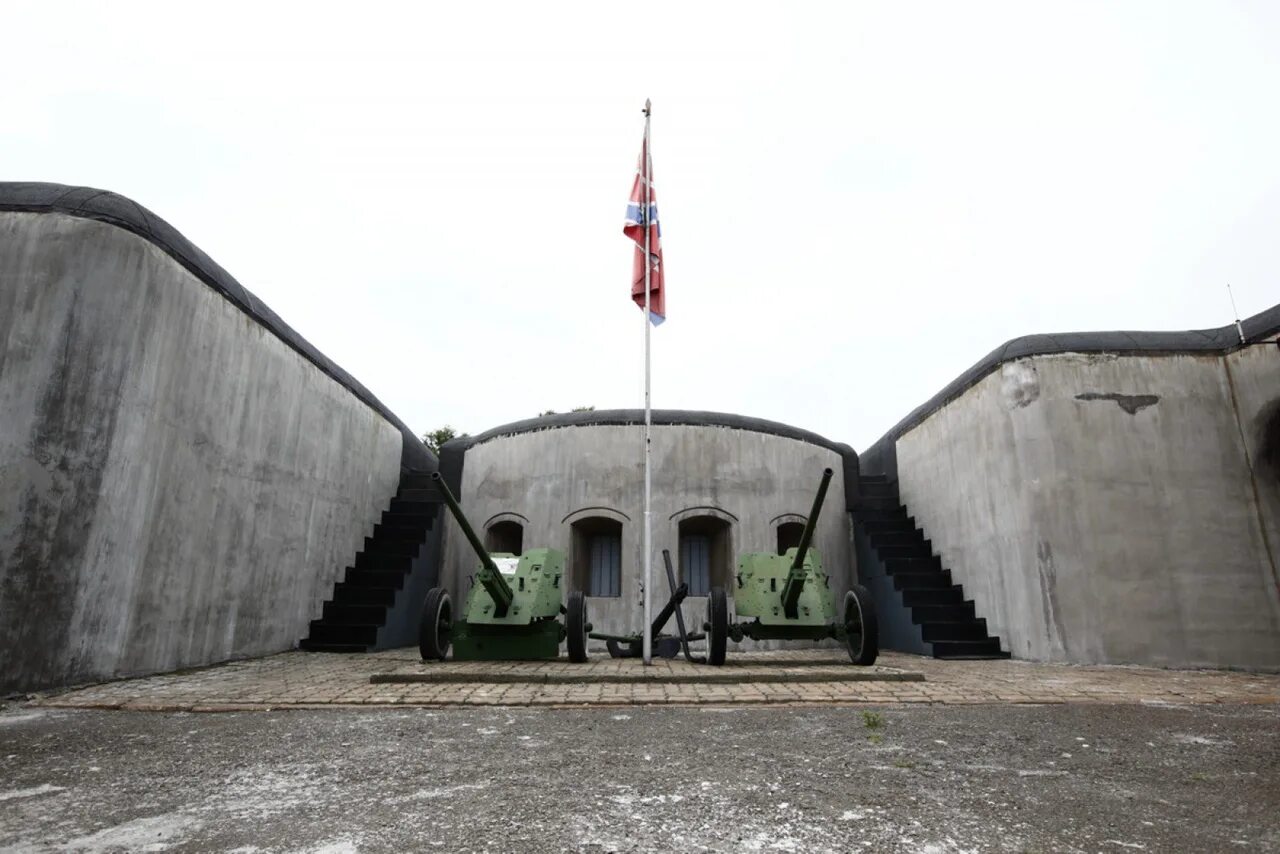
{"left": 623, "top": 138, "right": 665, "bottom": 325}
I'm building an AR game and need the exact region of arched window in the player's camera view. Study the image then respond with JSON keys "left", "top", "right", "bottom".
{"left": 570, "top": 516, "right": 623, "bottom": 597}
{"left": 776, "top": 521, "right": 805, "bottom": 555}
{"left": 484, "top": 520, "right": 524, "bottom": 555}
{"left": 678, "top": 516, "right": 732, "bottom": 597}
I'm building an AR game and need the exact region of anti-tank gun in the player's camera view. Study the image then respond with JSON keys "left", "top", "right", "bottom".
{"left": 419, "top": 472, "right": 590, "bottom": 662}
{"left": 704, "top": 468, "right": 878, "bottom": 665}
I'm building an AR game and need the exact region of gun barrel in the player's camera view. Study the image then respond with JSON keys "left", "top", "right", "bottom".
{"left": 791, "top": 468, "right": 834, "bottom": 571}
{"left": 431, "top": 472, "right": 499, "bottom": 574}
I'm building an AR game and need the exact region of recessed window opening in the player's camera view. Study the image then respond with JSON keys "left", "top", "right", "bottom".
{"left": 678, "top": 516, "right": 731, "bottom": 596}
{"left": 776, "top": 521, "right": 805, "bottom": 555}
{"left": 570, "top": 516, "right": 623, "bottom": 597}
{"left": 485, "top": 520, "right": 524, "bottom": 555}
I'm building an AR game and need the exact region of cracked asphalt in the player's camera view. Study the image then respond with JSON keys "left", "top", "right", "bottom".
{"left": 1, "top": 702, "right": 1277, "bottom": 852}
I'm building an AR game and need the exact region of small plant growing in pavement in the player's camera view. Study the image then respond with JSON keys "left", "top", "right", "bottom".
{"left": 862, "top": 710, "right": 884, "bottom": 730}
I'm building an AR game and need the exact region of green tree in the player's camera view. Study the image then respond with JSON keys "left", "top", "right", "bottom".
{"left": 422, "top": 425, "right": 466, "bottom": 456}
{"left": 539, "top": 406, "right": 594, "bottom": 416}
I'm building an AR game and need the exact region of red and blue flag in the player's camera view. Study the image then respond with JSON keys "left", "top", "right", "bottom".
{"left": 623, "top": 137, "right": 665, "bottom": 325}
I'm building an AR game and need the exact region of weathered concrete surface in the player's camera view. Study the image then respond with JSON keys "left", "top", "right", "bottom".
{"left": 1, "top": 703, "right": 1276, "bottom": 852}
{"left": 895, "top": 350, "right": 1280, "bottom": 669}
{"left": 0, "top": 212, "right": 403, "bottom": 693}
{"left": 444, "top": 424, "right": 852, "bottom": 645}
{"left": 32, "top": 647, "right": 1280, "bottom": 710}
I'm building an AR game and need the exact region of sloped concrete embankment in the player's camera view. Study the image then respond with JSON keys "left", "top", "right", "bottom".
{"left": 0, "top": 209, "right": 406, "bottom": 693}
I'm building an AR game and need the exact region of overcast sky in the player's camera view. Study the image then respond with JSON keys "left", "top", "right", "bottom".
{"left": 5, "top": 1, "right": 1277, "bottom": 451}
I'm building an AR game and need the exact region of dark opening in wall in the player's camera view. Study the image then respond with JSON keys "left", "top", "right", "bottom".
{"left": 776, "top": 521, "right": 805, "bottom": 555}
{"left": 485, "top": 520, "right": 524, "bottom": 555}
{"left": 570, "top": 517, "right": 622, "bottom": 597}
{"left": 678, "top": 516, "right": 732, "bottom": 596}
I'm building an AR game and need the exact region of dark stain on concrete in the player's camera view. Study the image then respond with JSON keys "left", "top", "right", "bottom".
{"left": 1036, "top": 540, "right": 1068, "bottom": 656}
{"left": 1075, "top": 392, "right": 1160, "bottom": 415}
{"left": 1, "top": 291, "right": 125, "bottom": 695}
{"left": 1258, "top": 399, "right": 1280, "bottom": 483}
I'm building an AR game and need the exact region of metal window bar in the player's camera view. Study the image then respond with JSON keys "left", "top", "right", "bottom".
{"left": 589, "top": 534, "right": 622, "bottom": 597}
{"left": 681, "top": 534, "right": 711, "bottom": 596}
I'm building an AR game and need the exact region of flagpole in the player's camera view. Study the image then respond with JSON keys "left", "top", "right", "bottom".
{"left": 641, "top": 98, "right": 653, "bottom": 666}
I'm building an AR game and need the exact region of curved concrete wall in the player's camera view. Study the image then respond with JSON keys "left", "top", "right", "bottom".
{"left": 893, "top": 348, "right": 1280, "bottom": 669}
{"left": 441, "top": 416, "right": 854, "bottom": 648}
{"left": 0, "top": 211, "right": 405, "bottom": 692}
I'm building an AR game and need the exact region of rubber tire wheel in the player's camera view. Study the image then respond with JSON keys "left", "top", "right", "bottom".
{"left": 419, "top": 587, "right": 452, "bottom": 662}
{"left": 566, "top": 590, "right": 589, "bottom": 663}
{"left": 844, "top": 584, "right": 879, "bottom": 665}
{"left": 707, "top": 586, "right": 728, "bottom": 666}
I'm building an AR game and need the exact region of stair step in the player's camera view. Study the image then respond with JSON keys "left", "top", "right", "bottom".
{"left": 921, "top": 620, "right": 989, "bottom": 642}
{"left": 390, "top": 498, "right": 437, "bottom": 515}
{"left": 892, "top": 570, "right": 952, "bottom": 590}
{"left": 343, "top": 567, "right": 408, "bottom": 589}
{"left": 870, "top": 531, "right": 928, "bottom": 549}
{"left": 323, "top": 602, "right": 388, "bottom": 624}
{"left": 858, "top": 495, "right": 907, "bottom": 511}
{"left": 306, "top": 621, "right": 378, "bottom": 646}
{"left": 859, "top": 481, "right": 897, "bottom": 498}
{"left": 399, "top": 471, "right": 438, "bottom": 490}
{"left": 861, "top": 518, "right": 917, "bottom": 535}
{"left": 397, "top": 487, "right": 442, "bottom": 502}
{"left": 364, "top": 536, "right": 421, "bottom": 558}
{"left": 902, "top": 587, "right": 965, "bottom": 606}
{"left": 330, "top": 583, "right": 397, "bottom": 606}
{"left": 884, "top": 556, "right": 943, "bottom": 574}
{"left": 355, "top": 551, "right": 413, "bottom": 572}
{"left": 857, "top": 508, "right": 912, "bottom": 524}
{"left": 378, "top": 504, "right": 435, "bottom": 524}
{"left": 911, "top": 602, "right": 976, "bottom": 623}
{"left": 931, "top": 638, "right": 1009, "bottom": 659}
{"left": 299, "top": 640, "right": 372, "bottom": 653}
{"left": 876, "top": 544, "right": 935, "bottom": 561}
{"left": 371, "top": 523, "right": 428, "bottom": 544}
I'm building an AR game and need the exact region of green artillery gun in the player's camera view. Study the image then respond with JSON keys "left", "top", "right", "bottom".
{"left": 705, "top": 468, "right": 878, "bottom": 666}
{"left": 419, "top": 473, "right": 590, "bottom": 662}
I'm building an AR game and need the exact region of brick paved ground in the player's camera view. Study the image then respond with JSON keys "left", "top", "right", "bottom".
{"left": 31, "top": 648, "right": 1280, "bottom": 711}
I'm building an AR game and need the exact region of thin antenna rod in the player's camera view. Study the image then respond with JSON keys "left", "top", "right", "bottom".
{"left": 1227, "top": 283, "right": 1246, "bottom": 345}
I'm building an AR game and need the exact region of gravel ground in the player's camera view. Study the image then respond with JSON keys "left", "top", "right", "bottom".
{"left": 0, "top": 702, "right": 1277, "bottom": 852}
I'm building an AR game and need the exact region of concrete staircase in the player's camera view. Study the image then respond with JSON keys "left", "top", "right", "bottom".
{"left": 857, "top": 474, "right": 1009, "bottom": 660}
{"left": 300, "top": 471, "right": 442, "bottom": 653}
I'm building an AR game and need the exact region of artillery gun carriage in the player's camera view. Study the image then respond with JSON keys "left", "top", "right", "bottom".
{"left": 705, "top": 468, "right": 878, "bottom": 666}
{"left": 419, "top": 473, "right": 590, "bottom": 662}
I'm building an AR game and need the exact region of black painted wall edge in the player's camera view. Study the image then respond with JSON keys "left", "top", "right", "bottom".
{"left": 860, "top": 302, "right": 1280, "bottom": 480}
{"left": 0, "top": 182, "right": 435, "bottom": 472}
{"left": 439, "top": 409, "right": 863, "bottom": 511}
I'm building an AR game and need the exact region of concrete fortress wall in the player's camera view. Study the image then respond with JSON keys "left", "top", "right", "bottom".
{"left": 440, "top": 413, "right": 858, "bottom": 647}
{"left": 0, "top": 199, "right": 417, "bottom": 693}
{"left": 865, "top": 307, "right": 1280, "bottom": 670}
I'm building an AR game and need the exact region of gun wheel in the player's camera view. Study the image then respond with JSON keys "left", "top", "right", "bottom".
{"left": 844, "top": 584, "right": 879, "bottom": 665}
{"left": 566, "top": 590, "right": 589, "bottom": 663}
{"left": 707, "top": 586, "right": 728, "bottom": 666}
{"left": 419, "top": 587, "right": 452, "bottom": 662}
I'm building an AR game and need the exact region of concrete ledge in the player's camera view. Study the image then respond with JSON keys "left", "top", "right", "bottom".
{"left": 369, "top": 665, "right": 925, "bottom": 685}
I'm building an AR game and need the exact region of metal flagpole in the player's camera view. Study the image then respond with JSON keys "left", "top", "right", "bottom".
{"left": 642, "top": 98, "right": 653, "bottom": 666}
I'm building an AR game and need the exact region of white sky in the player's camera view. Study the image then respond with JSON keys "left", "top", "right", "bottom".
{"left": 4, "top": 1, "right": 1277, "bottom": 451}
